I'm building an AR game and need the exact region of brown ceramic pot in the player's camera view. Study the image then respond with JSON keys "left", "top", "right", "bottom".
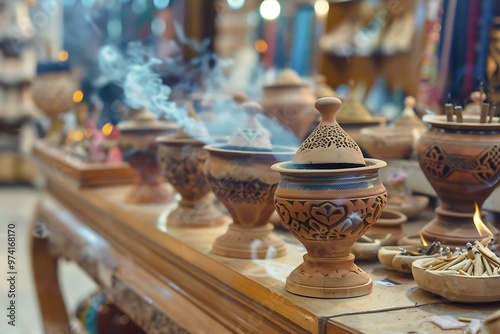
{"left": 358, "top": 126, "right": 414, "bottom": 159}
{"left": 157, "top": 135, "right": 227, "bottom": 228}
{"left": 272, "top": 159, "right": 387, "bottom": 298}
{"left": 118, "top": 110, "right": 177, "bottom": 204}
{"left": 204, "top": 144, "right": 295, "bottom": 259}
{"left": 415, "top": 115, "right": 500, "bottom": 245}
{"left": 32, "top": 70, "right": 77, "bottom": 145}
{"left": 260, "top": 69, "right": 316, "bottom": 140}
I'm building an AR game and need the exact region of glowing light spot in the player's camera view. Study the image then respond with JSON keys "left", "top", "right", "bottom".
{"left": 107, "top": 20, "right": 122, "bottom": 37}
{"left": 260, "top": 0, "right": 280, "bottom": 21}
{"left": 58, "top": 50, "right": 69, "bottom": 62}
{"left": 154, "top": 0, "right": 170, "bottom": 9}
{"left": 73, "top": 90, "right": 84, "bottom": 103}
{"left": 73, "top": 131, "right": 84, "bottom": 142}
{"left": 151, "top": 17, "right": 166, "bottom": 36}
{"left": 314, "top": 0, "right": 329, "bottom": 17}
{"left": 254, "top": 39, "right": 268, "bottom": 53}
{"left": 84, "top": 129, "right": 93, "bottom": 138}
{"left": 102, "top": 123, "right": 114, "bottom": 136}
{"left": 227, "top": 0, "right": 245, "bottom": 10}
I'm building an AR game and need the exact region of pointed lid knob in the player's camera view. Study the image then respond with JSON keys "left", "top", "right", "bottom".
{"left": 275, "top": 68, "right": 303, "bottom": 86}
{"left": 175, "top": 102, "right": 209, "bottom": 138}
{"left": 336, "top": 94, "right": 372, "bottom": 121}
{"left": 227, "top": 102, "right": 272, "bottom": 150}
{"left": 293, "top": 97, "right": 365, "bottom": 166}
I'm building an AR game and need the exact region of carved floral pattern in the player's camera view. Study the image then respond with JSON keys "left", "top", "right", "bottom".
{"left": 298, "top": 125, "right": 360, "bottom": 152}
{"left": 275, "top": 195, "right": 387, "bottom": 240}
{"left": 206, "top": 174, "right": 277, "bottom": 204}
{"left": 158, "top": 145, "right": 210, "bottom": 195}
{"left": 419, "top": 144, "right": 500, "bottom": 183}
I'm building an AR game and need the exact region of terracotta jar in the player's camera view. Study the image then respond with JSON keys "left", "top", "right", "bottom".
{"left": 272, "top": 97, "right": 387, "bottom": 298}
{"left": 415, "top": 114, "right": 500, "bottom": 245}
{"left": 118, "top": 109, "right": 177, "bottom": 204}
{"left": 260, "top": 68, "right": 316, "bottom": 140}
{"left": 204, "top": 102, "right": 295, "bottom": 259}
{"left": 358, "top": 96, "right": 425, "bottom": 159}
{"left": 31, "top": 63, "right": 77, "bottom": 146}
{"left": 157, "top": 129, "right": 227, "bottom": 228}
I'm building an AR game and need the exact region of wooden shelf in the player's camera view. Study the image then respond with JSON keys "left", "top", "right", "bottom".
{"left": 31, "top": 143, "right": 500, "bottom": 333}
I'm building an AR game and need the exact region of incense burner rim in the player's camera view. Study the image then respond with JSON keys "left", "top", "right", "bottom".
{"left": 271, "top": 158, "right": 387, "bottom": 176}
{"left": 422, "top": 114, "right": 500, "bottom": 130}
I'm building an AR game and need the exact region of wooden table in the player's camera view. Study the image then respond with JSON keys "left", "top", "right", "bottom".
{"left": 31, "top": 148, "right": 500, "bottom": 334}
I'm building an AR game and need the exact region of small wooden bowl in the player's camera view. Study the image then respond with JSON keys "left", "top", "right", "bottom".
{"left": 352, "top": 233, "right": 392, "bottom": 260}
{"left": 412, "top": 258, "right": 500, "bottom": 303}
{"left": 375, "top": 208, "right": 407, "bottom": 227}
{"left": 386, "top": 195, "right": 429, "bottom": 219}
{"left": 378, "top": 246, "right": 436, "bottom": 272}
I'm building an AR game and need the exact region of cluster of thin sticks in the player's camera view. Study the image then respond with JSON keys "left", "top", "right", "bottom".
{"left": 421, "top": 237, "right": 500, "bottom": 277}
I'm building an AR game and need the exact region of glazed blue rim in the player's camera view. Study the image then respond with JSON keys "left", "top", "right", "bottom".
{"left": 271, "top": 158, "right": 387, "bottom": 175}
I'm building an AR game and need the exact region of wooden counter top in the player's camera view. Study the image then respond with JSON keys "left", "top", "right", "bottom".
{"left": 32, "top": 147, "right": 500, "bottom": 333}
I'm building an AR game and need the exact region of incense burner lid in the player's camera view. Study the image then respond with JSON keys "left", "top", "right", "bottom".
{"left": 293, "top": 97, "right": 365, "bottom": 166}
{"left": 227, "top": 102, "right": 272, "bottom": 150}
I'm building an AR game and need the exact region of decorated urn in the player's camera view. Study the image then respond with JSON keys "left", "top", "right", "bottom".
{"left": 415, "top": 112, "right": 500, "bottom": 246}
{"left": 31, "top": 62, "right": 78, "bottom": 146}
{"left": 260, "top": 68, "right": 316, "bottom": 140}
{"left": 272, "top": 97, "right": 387, "bottom": 298}
{"left": 204, "top": 102, "right": 295, "bottom": 259}
{"left": 118, "top": 108, "right": 177, "bottom": 204}
{"left": 157, "top": 107, "right": 227, "bottom": 227}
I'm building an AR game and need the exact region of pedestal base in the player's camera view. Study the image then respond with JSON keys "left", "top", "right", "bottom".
{"left": 167, "top": 201, "right": 226, "bottom": 228}
{"left": 125, "top": 181, "right": 173, "bottom": 204}
{"left": 286, "top": 254, "right": 372, "bottom": 299}
{"left": 211, "top": 223, "right": 286, "bottom": 259}
{"left": 421, "top": 207, "right": 499, "bottom": 246}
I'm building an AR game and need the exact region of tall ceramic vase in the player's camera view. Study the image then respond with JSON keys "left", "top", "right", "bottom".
{"left": 272, "top": 97, "right": 387, "bottom": 298}
{"left": 118, "top": 108, "right": 177, "bottom": 204}
{"left": 415, "top": 114, "right": 500, "bottom": 245}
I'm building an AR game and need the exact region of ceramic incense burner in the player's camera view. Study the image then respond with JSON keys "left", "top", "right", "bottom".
{"left": 415, "top": 114, "right": 500, "bottom": 245}
{"left": 260, "top": 68, "right": 316, "bottom": 140}
{"left": 272, "top": 97, "right": 387, "bottom": 298}
{"left": 118, "top": 108, "right": 177, "bottom": 204}
{"left": 32, "top": 62, "right": 77, "bottom": 146}
{"left": 204, "top": 103, "right": 295, "bottom": 259}
{"left": 157, "top": 115, "right": 226, "bottom": 228}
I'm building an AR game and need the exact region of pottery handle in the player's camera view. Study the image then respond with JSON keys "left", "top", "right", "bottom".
{"left": 315, "top": 97, "right": 342, "bottom": 123}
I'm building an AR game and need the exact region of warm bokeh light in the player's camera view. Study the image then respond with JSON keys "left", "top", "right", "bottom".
{"left": 259, "top": 0, "right": 280, "bottom": 21}
{"left": 73, "top": 130, "right": 84, "bottom": 142}
{"left": 58, "top": 50, "right": 69, "bottom": 62}
{"left": 73, "top": 90, "right": 84, "bottom": 103}
{"left": 419, "top": 231, "right": 428, "bottom": 247}
{"left": 84, "top": 129, "right": 93, "bottom": 138}
{"left": 314, "top": 0, "right": 329, "bottom": 17}
{"left": 254, "top": 39, "right": 268, "bottom": 53}
{"left": 102, "top": 123, "right": 114, "bottom": 136}
{"left": 473, "top": 203, "right": 493, "bottom": 237}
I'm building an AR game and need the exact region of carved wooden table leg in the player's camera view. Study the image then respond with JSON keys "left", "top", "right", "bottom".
{"left": 31, "top": 209, "right": 71, "bottom": 334}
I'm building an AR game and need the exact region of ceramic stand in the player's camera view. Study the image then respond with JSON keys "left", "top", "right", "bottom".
{"left": 421, "top": 207, "right": 499, "bottom": 246}
{"left": 167, "top": 198, "right": 226, "bottom": 228}
{"left": 125, "top": 175, "right": 173, "bottom": 204}
{"left": 212, "top": 223, "right": 286, "bottom": 259}
{"left": 286, "top": 253, "right": 372, "bottom": 298}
